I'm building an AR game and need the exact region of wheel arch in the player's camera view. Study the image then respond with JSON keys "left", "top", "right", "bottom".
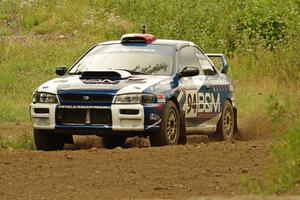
{"left": 168, "top": 96, "right": 180, "bottom": 112}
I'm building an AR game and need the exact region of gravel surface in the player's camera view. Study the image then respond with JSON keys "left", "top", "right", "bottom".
{"left": 0, "top": 136, "right": 271, "bottom": 200}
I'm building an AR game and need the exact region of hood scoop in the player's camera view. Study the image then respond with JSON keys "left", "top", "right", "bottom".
{"left": 80, "top": 70, "right": 131, "bottom": 80}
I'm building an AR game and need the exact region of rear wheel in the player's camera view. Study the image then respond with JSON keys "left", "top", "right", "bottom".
{"left": 101, "top": 136, "right": 127, "bottom": 149}
{"left": 34, "top": 130, "right": 65, "bottom": 151}
{"left": 216, "top": 100, "right": 235, "bottom": 141}
{"left": 149, "top": 101, "right": 180, "bottom": 146}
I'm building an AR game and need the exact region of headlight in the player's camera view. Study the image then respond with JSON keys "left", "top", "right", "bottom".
{"left": 114, "top": 93, "right": 155, "bottom": 104}
{"left": 32, "top": 92, "right": 58, "bottom": 103}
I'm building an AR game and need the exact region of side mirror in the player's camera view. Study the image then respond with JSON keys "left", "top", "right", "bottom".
{"left": 206, "top": 53, "right": 229, "bottom": 74}
{"left": 178, "top": 67, "right": 199, "bottom": 78}
{"left": 56, "top": 66, "right": 68, "bottom": 76}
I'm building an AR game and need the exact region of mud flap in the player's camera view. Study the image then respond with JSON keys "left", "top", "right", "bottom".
{"left": 178, "top": 112, "right": 187, "bottom": 144}
{"left": 233, "top": 108, "right": 238, "bottom": 133}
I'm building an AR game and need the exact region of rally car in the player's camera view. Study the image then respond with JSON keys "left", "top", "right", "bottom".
{"left": 29, "top": 33, "right": 237, "bottom": 150}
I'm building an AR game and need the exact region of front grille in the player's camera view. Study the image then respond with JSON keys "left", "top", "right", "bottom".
{"left": 59, "top": 94, "right": 113, "bottom": 103}
{"left": 57, "top": 109, "right": 86, "bottom": 124}
{"left": 90, "top": 109, "right": 112, "bottom": 124}
{"left": 56, "top": 108, "right": 112, "bottom": 125}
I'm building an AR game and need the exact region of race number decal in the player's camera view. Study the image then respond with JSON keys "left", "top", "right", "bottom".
{"left": 186, "top": 90, "right": 197, "bottom": 118}
{"left": 185, "top": 91, "right": 221, "bottom": 118}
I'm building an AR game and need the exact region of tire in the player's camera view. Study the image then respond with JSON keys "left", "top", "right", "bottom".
{"left": 34, "top": 130, "right": 65, "bottom": 151}
{"left": 149, "top": 101, "right": 180, "bottom": 146}
{"left": 102, "top": 136, "right": 126, "bottom": 149}
{"left": 215, "top": 100, "right": 235, "bottom": 141}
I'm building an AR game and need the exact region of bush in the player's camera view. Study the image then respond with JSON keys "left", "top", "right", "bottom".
{"left": 0, "top": 0, "right": 299, "bottom": 53}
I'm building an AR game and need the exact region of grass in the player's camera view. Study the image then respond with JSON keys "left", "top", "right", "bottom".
{"left": 0, "top": 133, "right": 35, "bottom": 150}
{"left": 0, "top": 0, "right": 299, "bottom": 192}
{"left": 241, "top": 119, "right": 300, "bottom": 194}
{"left": 266, "top": 120, "right": 300, "bottom": 193}
{"left": 0, "top": 36, "right": 98, "bottom": 122}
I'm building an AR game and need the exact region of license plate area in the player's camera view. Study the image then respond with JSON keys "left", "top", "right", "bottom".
{"left": 56, "top": 106, "right": 112, "bottom": 125}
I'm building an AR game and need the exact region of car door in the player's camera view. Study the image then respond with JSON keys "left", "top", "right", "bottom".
{"left": 178, "top": 46, "right": 208, "bottom": 130}
{"left": 192, "top": 46, "right": 229, "bottom": 131}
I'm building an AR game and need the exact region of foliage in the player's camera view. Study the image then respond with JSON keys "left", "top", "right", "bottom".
{"left": 0, "top": 0, "right": 299, "bottom": 52}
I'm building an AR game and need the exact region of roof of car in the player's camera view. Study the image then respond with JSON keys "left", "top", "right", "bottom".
{"left": 98, "top": 39, "right": 194, "bottom": 49}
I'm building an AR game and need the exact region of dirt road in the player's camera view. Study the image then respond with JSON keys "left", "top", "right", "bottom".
{"left": 0, "top": 130, "right": 272, "bottom": 200}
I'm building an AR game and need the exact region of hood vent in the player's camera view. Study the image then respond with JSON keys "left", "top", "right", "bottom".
{"left": 80, "top": 70, "right": 131, "bottom": 80}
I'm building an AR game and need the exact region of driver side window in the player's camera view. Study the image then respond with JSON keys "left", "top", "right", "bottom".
{"left": 179, "top": 46, "right": 203, "bottom": 74}
{"left": 193, "top": 47, "right": 217, "bottom": 76}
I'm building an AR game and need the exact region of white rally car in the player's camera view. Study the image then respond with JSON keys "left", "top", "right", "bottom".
{"left": 30, "top": 33, "right": 237, "bottom": 150}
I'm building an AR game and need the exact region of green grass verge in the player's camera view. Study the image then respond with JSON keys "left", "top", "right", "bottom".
{"left": 267, "top": 120, "right": 300, "bottom": 193}
{"left": 0, "top": 133, "right": 35, "bottom": 150}
{"left": 241, "top": 119, "right": 300, "bottom": 194}
{"left": 0, "top": 37, "right": 98, "bottom": 122}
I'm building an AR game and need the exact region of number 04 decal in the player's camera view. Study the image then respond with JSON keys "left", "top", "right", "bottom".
{"left": 186, "top": 90, "right": 197, "bottom": 118}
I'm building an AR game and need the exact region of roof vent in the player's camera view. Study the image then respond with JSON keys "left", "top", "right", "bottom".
{"left": 121, "top": 33, "right": 156, "bottom": 44}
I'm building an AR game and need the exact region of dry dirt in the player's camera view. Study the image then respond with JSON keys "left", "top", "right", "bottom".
{"left": 0, "top": 122, "right": 296, "bottom": 200}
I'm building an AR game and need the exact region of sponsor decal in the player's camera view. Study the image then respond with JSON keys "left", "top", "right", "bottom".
{"left": 59, "top": 105, "right": 110, "bottom": 109}
{"left": 82, "top": 96, "right": 90, "bottom": 101}
{"left": 145, "top": 119, "right": 162, "bottom": 129}
{"left": 150, "top": 83, "right": 162, "bottom": 91}
{"left": 103, "top": 48, "right": 155, "bottom": 53}
{"left": 185, "top": 91, "right": 220, "bottom": 118}
{"left": 157, "top": 93, "right": 166, "bottom": 103}
{"left": 149, "top": 113, "right": 160, "bottom": 121}
{"left": 198, "top": 92, "right": 220, "bottom": 113}
{"left": 82, "top": 79, "right": 120, "bottom": 84}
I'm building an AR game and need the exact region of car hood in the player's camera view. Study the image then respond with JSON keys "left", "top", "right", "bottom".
{"left": 36, "top": 73, "right": 171, "bottom": 95}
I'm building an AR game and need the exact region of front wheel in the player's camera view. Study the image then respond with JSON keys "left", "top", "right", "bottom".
{"left": 34, "top": 130, "right": 65, "bottom": 151}
{"left": 216, "top": 100, "right": 235, "bottom": 141}
{"left": 149, "top": 101, "right": 180, "bottom": 146}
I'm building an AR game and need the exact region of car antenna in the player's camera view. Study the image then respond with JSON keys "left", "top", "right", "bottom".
{"left": 141, "top": 24, "right": 147, "bottom": 34}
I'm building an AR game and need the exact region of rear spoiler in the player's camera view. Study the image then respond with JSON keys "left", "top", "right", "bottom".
{"left": 205, "top": 53, "right": 229, "bottom": 74}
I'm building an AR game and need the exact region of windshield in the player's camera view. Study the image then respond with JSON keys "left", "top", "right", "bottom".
{"left": 69, "top": 44, "right": 175, "bottom": 75}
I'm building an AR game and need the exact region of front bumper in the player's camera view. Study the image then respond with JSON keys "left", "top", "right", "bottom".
{"left": 30, "top": 103, "right": 56, "bottom": 129}
{"left": 111, "top": 104, "right": 144, "bottom": 131}
{"left": 30, "top": 103, "right": 163, "bottom": 134}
